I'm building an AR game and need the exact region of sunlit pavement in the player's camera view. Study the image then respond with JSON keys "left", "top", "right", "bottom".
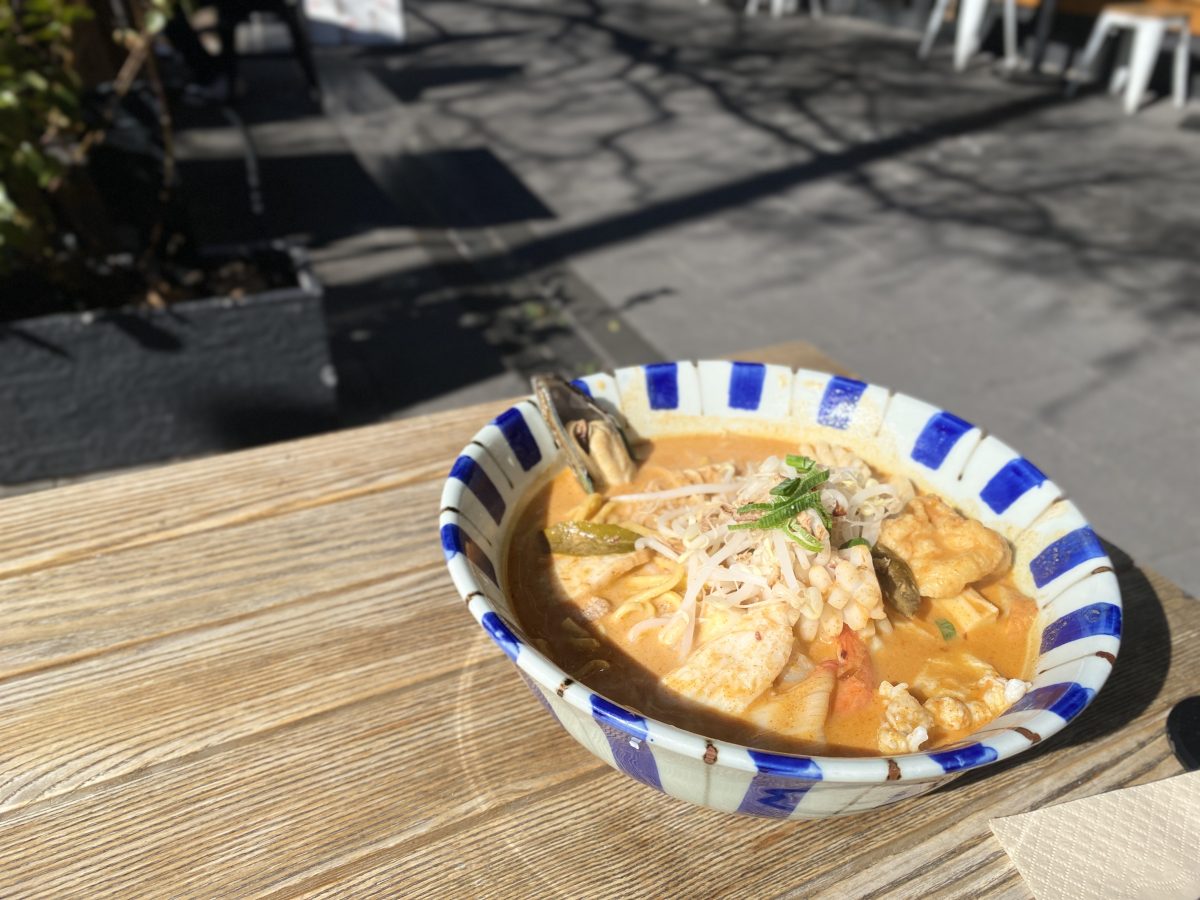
{"left": 174, "top": 0, "right": 1200, "bottom": 593}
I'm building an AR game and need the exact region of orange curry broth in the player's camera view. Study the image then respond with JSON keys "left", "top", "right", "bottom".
{"left": 505, "top": 433, "right": 1039, "bottom": 756}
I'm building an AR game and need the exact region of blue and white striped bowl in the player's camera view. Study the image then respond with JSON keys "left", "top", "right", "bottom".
{"left": 440, "top": 361, "right": 1121, "bottom": 818}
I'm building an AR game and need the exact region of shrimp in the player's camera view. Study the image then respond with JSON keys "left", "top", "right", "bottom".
{"left": 832, "top": 624, "right": 877, "bottom": 714}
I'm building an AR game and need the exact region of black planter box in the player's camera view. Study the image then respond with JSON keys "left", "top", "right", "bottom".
{"left": 0, "top": 245, "right": 337, "bottom": 484}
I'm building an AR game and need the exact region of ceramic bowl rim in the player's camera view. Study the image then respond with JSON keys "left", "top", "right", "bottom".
{"left": 440, "top": 361, "right": 1121, "bottom": 785}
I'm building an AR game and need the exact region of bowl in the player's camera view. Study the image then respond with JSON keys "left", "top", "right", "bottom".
{"left": 439, "top": 361, "right": 1121, "bottom": 818}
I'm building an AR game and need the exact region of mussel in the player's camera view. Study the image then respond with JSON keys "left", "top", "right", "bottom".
{"left": 532, "top": 374, "right": 636, "bottom": 493}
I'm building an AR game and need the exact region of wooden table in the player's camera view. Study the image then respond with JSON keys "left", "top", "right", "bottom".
{"left": 1, "top": 342, "right": 1196, "bottom": 897}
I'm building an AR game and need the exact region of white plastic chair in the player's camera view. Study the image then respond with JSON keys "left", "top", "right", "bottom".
{"left": 745, "top": 0, "right": 824, "bottom": 20}
{"left": 1070, "top": 4, "right": 1191, "bottom": 113}
{"left": 918, "top": 0, "right": 1020, "bottom": 70}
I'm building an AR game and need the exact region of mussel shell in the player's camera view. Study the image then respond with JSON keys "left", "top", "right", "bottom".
{"left": 871, "top": 544, "right": 921, "bottom": 618}
{"left": 533, "top": 374, "right": 633, "bottom": 493}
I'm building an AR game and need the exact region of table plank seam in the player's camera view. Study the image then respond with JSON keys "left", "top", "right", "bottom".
{"left": 965, "top": 861, "right": 1034, "bottom": 900}
{"left": 0, "top": 651, "right": 506, "bottom": 825}
{"left": 255, "top": 767, "right": 610, "bottom": 900}
{"left": 0, "top": 465, "right": 448, "bottom": 586}
{"left": 0, "top": 564, "right": 436, "bottom": 688}
{"left": 1035, "top": 731, "right": 1167, "bottom": 809}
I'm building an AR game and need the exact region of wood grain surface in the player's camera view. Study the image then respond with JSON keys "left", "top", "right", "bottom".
{"left": 0, "top": 342, "right": 1194, "bottom": 898}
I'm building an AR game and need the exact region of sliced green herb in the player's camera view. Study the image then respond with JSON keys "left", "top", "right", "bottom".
{"left": 935, "top": 618, "right": 957, "bottom": 641}
{"left": 769, "top": 477, "right": 800, "bottom": 497}
{"left": 783, "top": 519, "right": 823, "bottom": 551}
{"left": 785, "top": 454, "right": 816, "bottom": 472}
{"left": 810, "top": 498, "right": 834, "bottom": 531}
{"left": 726, "top": 451, "right": 838, "bottom": 545}
{"left": 796, "top": 468, "right": 831, "bottom": 495}
{"left": 840, "top": 538, "right": 871, "bottom": 550}
{"left": 729, "top": 490, "right": 825, "bottom": 531}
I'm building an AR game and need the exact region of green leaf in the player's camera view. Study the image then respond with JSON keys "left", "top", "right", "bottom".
{"left": 935, "top": 618, "right": 956, "bottom": 641}
{"left": 0, "top": 183, "right": 16, "bottom": 221}
{"left": 23, "top": 71, "right": 49, "bottom": 92}
{"left": 144, "top": 8, "right": 166, "bottom": 34}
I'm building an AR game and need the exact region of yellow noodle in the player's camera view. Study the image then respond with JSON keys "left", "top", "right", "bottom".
{"left": 575, "top": 659, "right": 612, "bottom": 678}
{"left": 612, "top": 598, "right": 655, "bottom": 621}
{"left": 655, "top": 590, "right": 683, "bottom": 613}
{"left": 621, "top": 564, "right": 686, "bottom": 606}
{"left": 593, "top": 501, "right": 617, "bottom": 523}
{"left": 615, "top": 520, "right": 656, "bottom": 537}
{"left": 561, "top": 618, "right": 589, "bottom": 637}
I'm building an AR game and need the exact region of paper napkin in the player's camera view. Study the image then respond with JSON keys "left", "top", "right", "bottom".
{"left": 990, "top": 770, "right": 1200, "bottom": 900}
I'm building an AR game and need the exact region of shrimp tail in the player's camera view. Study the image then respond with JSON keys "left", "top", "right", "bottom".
{"left": 833, "top": 624, "right": 878, "bottom": 714}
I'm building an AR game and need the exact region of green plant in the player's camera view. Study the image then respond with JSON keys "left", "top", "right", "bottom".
{"left": 1, "top": 0, "right": 176, "bottom": 297}
{"left": 0, "top": 0, "right": 92, "bottom": 275}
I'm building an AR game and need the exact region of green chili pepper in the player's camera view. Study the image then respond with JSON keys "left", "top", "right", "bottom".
{"left": 840, "top": 538, "right": 871, "bottom": 550}
{"left": 544, "top": 521, "right": 641, "bottom": 555}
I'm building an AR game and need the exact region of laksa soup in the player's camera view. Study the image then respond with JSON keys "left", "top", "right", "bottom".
{"left": 507, "top": 431, "right": 1039, "bottom": 757}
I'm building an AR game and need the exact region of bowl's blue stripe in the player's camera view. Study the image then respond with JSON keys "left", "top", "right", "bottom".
{"left": 979, "top": 457, "right": 1047, "bottom": 514}
{"left": 492, "top": 407, "right": 541, "bottom": 471}
{"left": 645, "top": 362, "right": 679, "bottom": 410}
{"left": 1040, "top": 602, "right": 1122, "bottom": 653}
{"left": 590, "top": 694, "right": 649, "bottom": 740}
{"left": 816, "top": 376, "right": 867, "bottom": 429}
{"left": 440, "top": 523, "right": 464, "bottom": 559}
{"left": 927, "top": 743, "right": 998, "bottom": 773}
{"left": 449, "top": 456, "right": 506, "bottom": 525}
{"left": 727, "top": 362, "right": 766, "bottom": 410}
{"left": 746, "top": 749, "right": 823, "bottom": 779}
{"left": 1030, "top": 526, "right": 1105, "bottom": 588}
{"left": 481, "top": 611, "right": 521, "bottom": 661}
{"left": 442, "top": 522, "right": 497, "bottom": 584}
{"left": 570, "top": 378, "right": 592, "bottom": 396}
{"left": 911, "top": 411, "right": 974, "bottom": 469}
{"left": 736, "top": 778, "right": 814, "bottom": 818}
{"left": 589, "top": 695, "right": 662, "bottom": 790}
{"left": 1009, "top": 682, "right": 1095, "bottom": 720}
